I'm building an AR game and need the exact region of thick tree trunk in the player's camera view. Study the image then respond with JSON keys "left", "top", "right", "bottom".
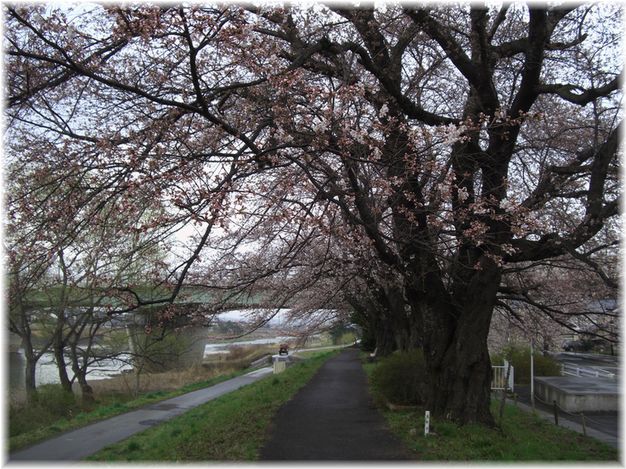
{"left": 53, "top": 341, "right": 73, "bottom": 394}
{"left": 416, "top": 256, "right": 501, "bottom": 426}
{"left": 392, "top": 306, "right": 422, "bottom": 352}
{"left": 373, "top": 314, "right": 397, "bottom": 357}
{"left": 425, "top": 314, "right": 494, "bottom": 425}
{"left": 76, "top": 372, "right": 94, "bottom": 403}
{"left": 24, "top": 356, "right": 38, "bottom": 402}
{"left": 382, "top": 282, "right": 421, "bottom": 352}
{"left": 352, "top": 286, "right": 403, "bottom": 357}
{"left": 68, "top": 344, "right": 95, "bottom": 403}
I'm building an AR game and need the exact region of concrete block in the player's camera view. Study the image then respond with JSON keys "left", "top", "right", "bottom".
{"left": 534, "top": 376, "right": 618, "bottom": 412}
{"left": 272, "top": 354, "right": 290, "bottom": 374}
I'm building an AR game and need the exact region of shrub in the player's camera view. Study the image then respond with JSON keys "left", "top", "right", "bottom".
{"left": 35, "top": 384, "right": 77, "bottom": 417}
{"left": 337, "top": 331, "right": 357, "bottom": 345}
{"left": 9, "top": 402, "right": 56, "bottom": 437}
{"left": 9, "top": 384, "right": 78, "bottom": 437}
{"left": 492, "top": 344, "right": 561, "bottom": 384}
{"left": 370, "top": 349, "right": 425, "bottom": 405}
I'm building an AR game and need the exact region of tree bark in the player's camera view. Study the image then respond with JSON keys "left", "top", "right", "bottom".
{"left": 366, "top": 291, "right": 397, "bottom": 357}
{"left": 373, "top": 314, "right": 397, "bottom": 357}
{"left": 54, "top": 252, "right": 74, "bottom": 394}
{"left": 75, "top": 371, "right": 94, "bottom": 403}
{"left": 346, "top": 283, "right": 414, "bottom": 357}
{"left": 52, "top": 339, "right": 73, "bottom": 394}
{"left": 418, "top": 256, "right": 501, "bottom": 426}
{"left": 382, "top": 283, "right": 421, "bottom": 352}
{"left": 425, "top": 318, "right": 495, "bottom": 425}
{"left": 24, "top": 353, "right": 38, "bottom": 402}
{"left": 68, "top": 345, "right": 95, "bottom": 403}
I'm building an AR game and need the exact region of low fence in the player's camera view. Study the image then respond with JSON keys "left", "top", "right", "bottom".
{"left": 492, "top": 360, "right": 514, "bottom": 392}
{"left": 561, "top": 363, "right": 617, "bottom": 380}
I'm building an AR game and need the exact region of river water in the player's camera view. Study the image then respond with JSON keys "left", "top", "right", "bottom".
{"left": 8, "top": 335, "right": 297, "bottom": 394}
{"left": 8, "top": 306, "right": 329, "bottom": 394}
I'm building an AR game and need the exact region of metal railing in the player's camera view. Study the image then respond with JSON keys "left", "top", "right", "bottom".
{"left": 561, "top": 363, "right": 617, "bottom": 380}
{"left": 492, "top": 361, "right": 514, "bottom": 391}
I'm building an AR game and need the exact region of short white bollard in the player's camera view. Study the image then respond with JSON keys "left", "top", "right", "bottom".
{"left": 424, "top": 410, "right": 430, "bottom": 436}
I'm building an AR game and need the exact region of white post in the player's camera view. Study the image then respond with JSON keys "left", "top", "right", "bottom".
{"left": 503, "top": 359, "right": 508, "bottom": 388}
{"left": 424, "top": 410, "right": 430, "bottom": 436}
{"left": 530, "top": 338, "right": 535, "bottom": 411}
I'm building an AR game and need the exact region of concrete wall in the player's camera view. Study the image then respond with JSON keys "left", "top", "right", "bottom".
{"left": 127, "top": 324, "right": 208, "bottom": 372}
{"left": 535, "top": 377, "right": 618, "bottom": 412}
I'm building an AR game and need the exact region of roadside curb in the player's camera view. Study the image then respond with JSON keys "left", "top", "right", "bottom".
{"left": 514, "top": 401, "right": 619, "bottom": 449}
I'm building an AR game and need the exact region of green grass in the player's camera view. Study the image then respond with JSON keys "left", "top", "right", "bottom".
{"left": 87, "top": 350, "right": 338, "bottom": 461}
{"left": 293, "top": 344, "right": 351, "bottom": 359}
{"left": 9, "top": 369, "right": 249, "bottom": 453}
{"left": 492, "top": 344, "right": 562, "bottom": 384}
{"left": 362, "top": 358, "right": 618, "bottom": 461}
{"left": 382, "top": 403, "right": 617, "bottom": 461}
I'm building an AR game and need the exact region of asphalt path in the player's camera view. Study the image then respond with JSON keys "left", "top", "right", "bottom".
{"left": 549, "top": 352, "right": 619, "bottom": 375}
{"left": 9, "top": 366, "right": 272, "bottom": 462}
{"left": 260, "top": 348, "right": 412, "bottom": 460}
{"left": 550, "top": 351, "right": 618, "bottom": 366}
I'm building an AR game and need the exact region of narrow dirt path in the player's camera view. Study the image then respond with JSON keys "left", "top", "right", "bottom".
{"left": 260, "top": 348, "right": 412, "bottom": 460}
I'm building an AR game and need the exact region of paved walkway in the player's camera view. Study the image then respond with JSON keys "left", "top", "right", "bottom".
{"left": 260, "top": 348, "right": 412, "bottom": 460}
{"left": 512, "top": 385, "right": 618, "bottom": 448}
{"left": 9, "top": 367, "right": 273, "bottom": 461}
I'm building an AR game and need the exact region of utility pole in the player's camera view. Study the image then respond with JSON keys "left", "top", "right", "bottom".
{"left": 530, "top": 337, "right": 535, "bottom": 411}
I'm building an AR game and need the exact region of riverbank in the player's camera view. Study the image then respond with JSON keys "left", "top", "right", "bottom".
{"left": 9, "top": 344, "right": 276, "bottom": 451}
{"left": 87, "top": 350, "right": 339, "bottom": 461}
{"left": 9, "top": 343, "right": 277, "bottom": 405}
{"left": 8, "top": 330, "right": 337, "bottom": 404}
{"left": 89, "top": 343, "right": 276, "bottom": 396}
{"left": 9, "top": 342, "right": 353, "bottom": 452}
{"left": 9, "top": 367, "right": 251, "bottom": 453}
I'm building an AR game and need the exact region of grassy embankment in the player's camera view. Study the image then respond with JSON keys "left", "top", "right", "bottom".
{"left": 9, "top": 344, "right": 277, "bottom": 453}
{"left": 9, "top": 370, "right": 249, "bottom": 453}
{"left": 87, "top": 350, "right": 338, "bottom": 461}
{"left": 362, "top": 358, "right": 618, "bottom": 461}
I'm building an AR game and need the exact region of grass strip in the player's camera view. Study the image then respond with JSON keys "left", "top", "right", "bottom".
{"left": 87, "top": 350, "right": 339, "bottom": 461}
{"left": 382, "top": 402, "right": 618, "bottom": 461}
{"left": 362, "top": 358, "right": 618, "bottom": 461}
{"left": 9, "top": 368, "right": 249, "bottom": 453}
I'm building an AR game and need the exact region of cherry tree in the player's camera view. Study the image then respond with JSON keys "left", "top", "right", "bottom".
{"left": 6, "top": 236, "right": 56, "bottom": 401}
{"left": 5, "top": 4, "right": 621, "bottom": 425}
{"left": 237, "top": 4, "right": 621, "bottom": 425}
{"left": 6, "top": 143, "right": 174, "bottom": 399}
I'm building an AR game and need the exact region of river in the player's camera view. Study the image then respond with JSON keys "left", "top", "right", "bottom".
{"left": 8, "top": 335, "right": 298, "bottom": 394}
